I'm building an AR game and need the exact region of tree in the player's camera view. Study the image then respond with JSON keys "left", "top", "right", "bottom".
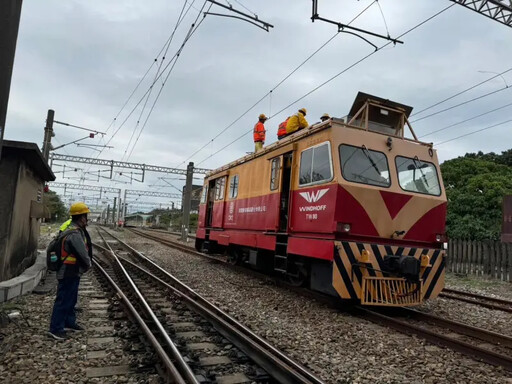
{"left": 43, "top": 190, "right": 68, "bottom": 222}
{"left": 441, "top": 153, "right": 512, "bottom": 240}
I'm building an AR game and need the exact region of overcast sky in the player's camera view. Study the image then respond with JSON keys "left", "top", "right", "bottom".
{"left": 5, "top": 0, "right": 512, "bottom": 210}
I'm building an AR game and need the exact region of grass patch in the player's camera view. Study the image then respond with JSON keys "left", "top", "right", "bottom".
{"left": 445, "top": 273, "right": 510, "bottom": 290}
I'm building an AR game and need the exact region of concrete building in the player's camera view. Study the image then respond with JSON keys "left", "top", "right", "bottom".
{"left": 0, "top": 140, "right": 55, "bottom": 281}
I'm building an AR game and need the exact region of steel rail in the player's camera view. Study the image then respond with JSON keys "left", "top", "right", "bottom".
{"left": 100, "top": 227, "right": 325, "bottom": 384}
{"left": 440, "top": 288, "right": 512, "bottom": 313}
{"left": 400, "top": 308, "right": 512, "bottom": 348}
{"left": 121, "top": 226, "right": 512, "bottom": 371}
{"left": 358, "top": 307, "right": 512, "bottom": 371}
{"left": 128, "top": 228, "right": 207, "bottom": 257}
{"left": 91, "top": 259, "right": 186, "bottom": 383}
{"left": 97, "top": 230, "right": 200, "bottom": 384}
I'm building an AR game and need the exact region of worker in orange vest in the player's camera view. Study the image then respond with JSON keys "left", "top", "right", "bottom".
{"left": 277, "top": 117, "right": 290, "bottom": 140}
{"left": 253, "top": 113, "right": 267, "bottom": 152}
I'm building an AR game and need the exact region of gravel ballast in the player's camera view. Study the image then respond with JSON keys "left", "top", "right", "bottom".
{"left": 115, "top": 229, "right": 512, "bottom": 384}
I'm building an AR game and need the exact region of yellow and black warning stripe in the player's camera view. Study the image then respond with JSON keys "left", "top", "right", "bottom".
{"left": 332, "top": 240, "right": 445, "bottom": 302}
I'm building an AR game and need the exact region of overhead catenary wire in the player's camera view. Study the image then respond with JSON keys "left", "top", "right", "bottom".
{"left": 80, "top": 2, "right": 210, "bottom": 190}
{"left": 419, "top": 100, "right": 512, "bottom": 139}
{"left": 125, "top": 1, "right": 212, "bottom": 162}
{"left": 195, "top": 3, "right": 456, "bottom": 166}
{"left": 121, "top": 0, "right": 194, "bottom": 162}
{"left": 436, "top": 118, "right": 512, "bottom": 146}
{"left": 410, "top": 85, "right": 511, "bottom": 124}
{"left": 177, "top": 0, "right": 378, "bottom": 168}
{"left": 90, "top": 1, "right": 202, "bottom": 169}
{"left": 411, "top": 67, "right": 512, "bottom": 117}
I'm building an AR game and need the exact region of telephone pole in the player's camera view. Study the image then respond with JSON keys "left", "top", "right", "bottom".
{"left": 0, "top": 0, "right": 23, "bottom": 160}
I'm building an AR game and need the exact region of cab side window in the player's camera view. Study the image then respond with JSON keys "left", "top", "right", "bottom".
{"left": 200, "top": 186, "right": 208, "bottom": 203}
{"left": 270, "top": 158, "right": 280, "bottom": 191}
{"left": 229, "top": 175, "right": 239, "bottom": 199}
{"left": 299, "top": 142, "right": 333, "bottom": 186}
{"left": 214, "top": 177, "right": 226, "bottom": 200}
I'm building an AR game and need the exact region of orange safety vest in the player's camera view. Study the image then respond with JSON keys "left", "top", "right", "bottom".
{"left": 277, "top": 118, "right": 289, "bottom": 139}
{"left": 253, "top": 121, "right": 266, "bottom": 142}
{"left": 61, "top": 230, "right": 88, "bottom": 265}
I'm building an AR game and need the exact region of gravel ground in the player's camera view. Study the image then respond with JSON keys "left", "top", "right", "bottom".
{"left": 0, "top": 253, "right": 162, "bottom": 383}
{"left": 113, "top": 229, "right": 512, "bottom": 384}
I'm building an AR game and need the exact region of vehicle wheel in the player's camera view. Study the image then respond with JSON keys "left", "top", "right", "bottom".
{"left": 287, "top": 263, "right": 308, "bottom": 287}
{"left": 227, "top": 249, "right": 241, "bottom": 265}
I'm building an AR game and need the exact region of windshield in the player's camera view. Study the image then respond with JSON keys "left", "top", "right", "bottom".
{"left": 395, "top": 156, "right": 441, "bottom": 196}
{"left": 339, "top": 144, "right": 390, "bottom": 187}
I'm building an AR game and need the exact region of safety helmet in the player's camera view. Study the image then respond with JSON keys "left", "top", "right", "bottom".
{"left": 299, "top": 108, "right": 307, "bottom": 115}
{"left": 69, "top": 202, "right": 91, "bottom": 216}
{"left": 321, "top": 113, "right": 331, "bottom": 120}
{"left": 259, "top": 113, "right": 267, "bottom": 120}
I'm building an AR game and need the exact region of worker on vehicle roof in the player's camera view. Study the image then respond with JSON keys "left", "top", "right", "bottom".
{"left": 48, "top": 202, "right": 93, "bottom": 341}
{"left": 277, "top": 116, "right": 290, "bottom": 140}
{"left": 285, "top": 108, "right": 309, "bottom": 135}
{"left": 320, "top": 113, "right": 331, "bottom": 122}
{"left": 253, "top": 113, "right": 267, "bottom": 153}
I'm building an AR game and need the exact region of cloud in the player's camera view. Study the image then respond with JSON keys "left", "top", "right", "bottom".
{"left": 5, "top": 0, "right": 512, "bottom": 208}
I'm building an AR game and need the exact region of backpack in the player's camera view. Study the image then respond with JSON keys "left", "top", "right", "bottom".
{"left": 46, "top": 229, "right": 77, "bottom": 272}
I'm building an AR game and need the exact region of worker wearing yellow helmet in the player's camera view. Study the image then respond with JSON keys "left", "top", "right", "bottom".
{"left": 320, "top": 113, "right": 331, "bottom": 122}
{"left": 285, "top": 108, "right": 309, "bottom": 135}
{"left": 49, "top": 202, "right": 93, "bottom": 341}
{"left": 253, "top": 113, "right": 267, "bottom": 153}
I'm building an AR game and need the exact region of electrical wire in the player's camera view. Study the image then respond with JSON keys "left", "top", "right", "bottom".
{"left": 195, "top": 3, "right": 456, "bottom": 166}
{"left": 410, "top": 85, "right": 510, "bottom": 123}
{"left": 103, "top": 3, "right": 207, "bottom": 162}
{"left": 436, "top": 118, "right": 512, "bottom": 146}
{"left": 125, "top": 2, "right": 211, "bottom": 161}
{"left": 177, "top": 1, "right": 378, "bottom": 168}
{"left": 376, "top": 0, "right": 390, "bottom": 37}
{"left": 411, "top": 67, "right": 512, "bottom": 117}
{"left": 90, "top": 1, "right": 198, "bottom": 167}
{"left": 419, "top": 100, "right": 512, "bottom": 139}
{"left": 121, "top": 0, "right": 195, "bottom": 162}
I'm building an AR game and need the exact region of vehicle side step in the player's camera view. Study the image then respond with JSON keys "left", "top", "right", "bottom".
{"left": 274, "top": 254, "right": 287, "bottom": 273}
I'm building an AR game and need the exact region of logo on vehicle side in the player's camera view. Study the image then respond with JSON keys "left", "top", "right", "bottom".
{"left": 299, "top": 188, "right": 329, "bottom": 203}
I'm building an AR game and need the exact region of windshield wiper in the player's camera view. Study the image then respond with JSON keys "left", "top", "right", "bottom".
{"left": 361, "top": 145, "right": 380, "bottom": 175}
{"left": 413, "top": 157, "right": 430, "bottom": 187}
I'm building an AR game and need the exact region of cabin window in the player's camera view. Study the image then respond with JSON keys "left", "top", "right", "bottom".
{"left": 395, "top": 156, "right": 441, "bottom": 196}
{"left": 270, "top": 158, "right": 280, "bottom": 190}
{"left": 214, "top": 177, "right": 226, "bottom": 201}
{"left": 229, "top": 175, "right": 239, "bottom": 199}
{"left": 339, "top": 144, "right": 390, "bottom": 187}
{"left": 200, "top": 186, "right": 208, "bottom": 203}
{"left": 299, "top": 142, "right": 333, "bottom": 186}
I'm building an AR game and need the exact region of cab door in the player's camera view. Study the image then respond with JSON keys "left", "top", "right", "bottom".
{"left": 211, "top": 176, "right": 226, "bottom": 228}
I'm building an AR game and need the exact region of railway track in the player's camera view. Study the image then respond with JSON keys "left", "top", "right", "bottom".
{"left": 121, "top": 226, "right": 512, "bottom": 372}
{"left": 439, "top": 288, "right": 512, "bottom": 314}
{"left": 95, "top": 226, "right": 325, "bottom": 384}
{"left": 359, "top": 307, "right": 512, "bottom": 371}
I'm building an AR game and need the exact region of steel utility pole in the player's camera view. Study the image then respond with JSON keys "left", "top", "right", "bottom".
{"left": 42, "top": 109, "right": 54, "bottom": 162}
{"left": 0, "top": 0, "right": 23, "bottom": 160}
{"left": 181, "top": 162, "right": 194, "bottom": 241}
{"left": 112, "top": 197, "right": 117, "bottom": 226}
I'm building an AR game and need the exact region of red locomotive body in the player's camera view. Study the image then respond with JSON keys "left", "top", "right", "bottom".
{"left": 196, "top": 93, "right": 447, "bottom": 306}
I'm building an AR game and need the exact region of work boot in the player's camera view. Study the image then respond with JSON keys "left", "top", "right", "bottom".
{"left": 65, "top": 324, "right": 85, "bottom": 332}
{"left": 48, "top": 331, "right": 67, "bottom": 341}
